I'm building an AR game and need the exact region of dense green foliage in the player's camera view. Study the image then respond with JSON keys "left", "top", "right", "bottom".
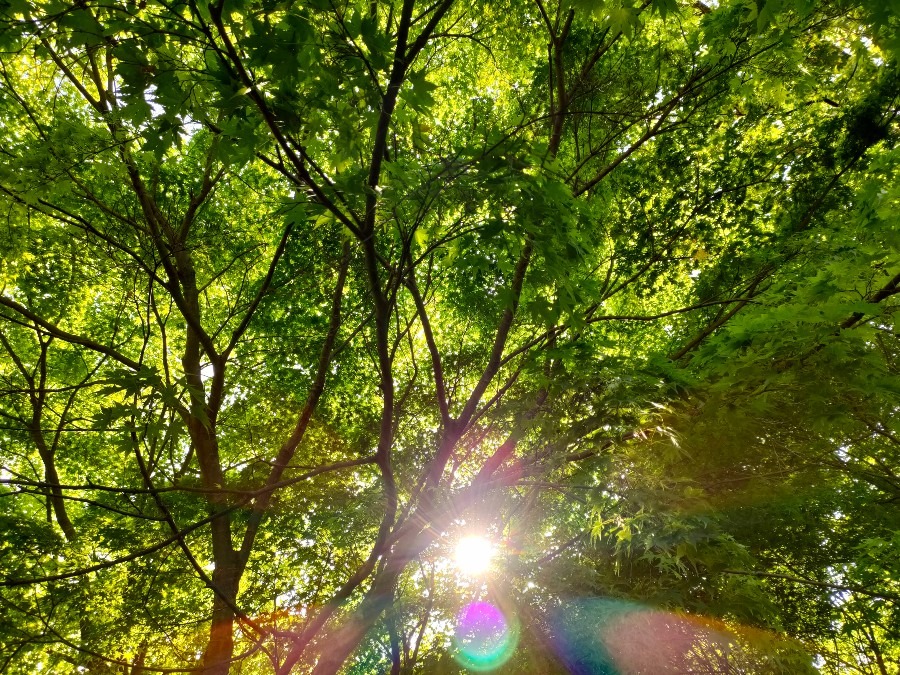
{"left": 0, "top": 0, "right": 898, "bottom": 672}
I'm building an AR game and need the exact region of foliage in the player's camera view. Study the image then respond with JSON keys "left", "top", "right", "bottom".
{"left": 0, "top": 0, "right": 898, "bottom": 673}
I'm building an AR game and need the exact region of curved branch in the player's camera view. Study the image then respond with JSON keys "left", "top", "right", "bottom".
{"left": 0, "top": 296, "right": 141, "bottom": 371}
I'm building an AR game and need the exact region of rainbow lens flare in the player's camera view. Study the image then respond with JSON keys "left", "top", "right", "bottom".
{"left": 550, "top": 598, "right": 808, "bottom": 674}
{"left": 552, "top": 599, "right": 732, "bottom": 674}
{"left": 453, "top": 601, "right": 519, "bottom": 671}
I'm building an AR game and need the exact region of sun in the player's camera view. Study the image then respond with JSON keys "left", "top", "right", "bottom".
{"left": 454, "top": 536, "right": 495, "bottom": 576}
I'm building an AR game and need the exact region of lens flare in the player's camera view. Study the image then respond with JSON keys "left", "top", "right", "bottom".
{"left": 550, "top": 598, "right": 810, "bottom": 674}
{"left": 454, "top": 536, "right": 494, "bottom": 576}
{"left": 453, "top": 601, "right": 519, "bottom": 671}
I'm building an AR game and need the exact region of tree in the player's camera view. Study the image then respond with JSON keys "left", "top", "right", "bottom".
{"left": 0, "top": 0, "right": 897, "bottom": 672}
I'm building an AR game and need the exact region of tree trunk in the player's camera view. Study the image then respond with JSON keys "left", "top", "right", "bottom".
{"left": 30, "top": 417, "right": 76, "bottom": 541}
{"left": 200, "top": 536, "right": 241, "bottom": 674}
{"left": 193, "top": 426, "right": 240, "bottom": 675}
{"left": 201, "top": 589, "right": 236, "bottom": 674}
{"left": 174, "top": 249, "right": 242, "bottom": 674}
{"left": 42, "top": 457, "right": 76, "bottom": 541}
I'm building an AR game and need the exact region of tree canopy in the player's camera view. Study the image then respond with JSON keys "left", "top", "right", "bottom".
{"left": 0, "top": 0, "right": 898, "bottom": 672}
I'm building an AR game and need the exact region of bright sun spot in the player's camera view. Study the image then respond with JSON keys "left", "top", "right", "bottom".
{"left": 454, "top": 536, "right": 494, "bottom": 576}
